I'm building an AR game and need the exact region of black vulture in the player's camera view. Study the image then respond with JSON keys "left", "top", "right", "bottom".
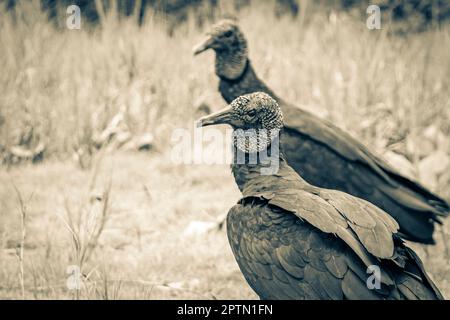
{"left": 193, "top": 19, "right": 449, "bottom": 244}
{"left": 197, "top": 92, "right": 444, "bottom": 300}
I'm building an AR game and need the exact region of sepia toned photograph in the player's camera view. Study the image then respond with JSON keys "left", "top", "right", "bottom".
{"left": 0, "top": 0, "right": 449, "bottom": 304}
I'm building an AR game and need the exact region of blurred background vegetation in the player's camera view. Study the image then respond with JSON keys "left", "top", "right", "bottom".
{"left": 1, "top": 0, "right": 450, "bottom": 170}
{"left": 6, "top": 0, "right": 450, "bottom": 30}
{"left": 0, "top": 0, "right": 449, "bottom": 299}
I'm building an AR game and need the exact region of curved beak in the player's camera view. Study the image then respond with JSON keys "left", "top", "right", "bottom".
{"left": 196, "top": 106, "right": 233, "bottom": 128}
{"left": 193, "top": 36, "right": 215, "bottom": 55}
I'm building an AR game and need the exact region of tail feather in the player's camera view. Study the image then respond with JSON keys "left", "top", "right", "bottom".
{"left": 403, "top": 247, "right": 444, "bottom": 300}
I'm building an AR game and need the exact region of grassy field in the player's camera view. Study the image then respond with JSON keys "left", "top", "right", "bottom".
{"left": 0, "top": 151, "right": 256, "bottom": 299}
{"left": 0, "top": 1, "right": 449, "bottom": 299}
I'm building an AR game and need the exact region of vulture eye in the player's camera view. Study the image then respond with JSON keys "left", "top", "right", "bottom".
{"left": 224, "top": 30, "right": 233, "bottom": 38}
{"left": 247, "top": 110, "right": 256, "bottom": 117}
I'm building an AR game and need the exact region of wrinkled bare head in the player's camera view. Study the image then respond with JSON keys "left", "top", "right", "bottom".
{"left": 197, "top": 92, "right": 283, "bottom": 153}
{"left": 193, "top": 19, "right": 248, "bottom": 80}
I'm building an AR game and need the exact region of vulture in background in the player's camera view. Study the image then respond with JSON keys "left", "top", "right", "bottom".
{"left": 193, "top": 19, "right": 449, "bottom": 244}
{"left": 197, "top": 92, "right": 444, "bottom": 300}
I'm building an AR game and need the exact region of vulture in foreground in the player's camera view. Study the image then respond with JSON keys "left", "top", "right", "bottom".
{"left": 197, "top": 92, "right": 444, "bottom": 300}
{"left": 193, "top": 20, "right": 449, "bottom": 244}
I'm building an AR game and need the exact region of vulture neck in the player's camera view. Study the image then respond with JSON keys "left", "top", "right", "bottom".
{"left": 230, "top": 136, "right": 308, "bottom": 193}
{"left": 218, "top": 58, "right": 279, "bottom": 104}
{"left": 215, "top": 43, "right": 248, "bottom": 81}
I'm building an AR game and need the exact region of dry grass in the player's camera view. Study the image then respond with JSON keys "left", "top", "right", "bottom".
{"left": 0, "top": 151, "right": 254, "bottom": 299}
{"left": 0, "top": 1, "right": 449, "bottom": 299}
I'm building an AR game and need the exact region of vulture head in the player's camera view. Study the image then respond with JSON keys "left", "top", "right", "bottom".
{"left": 193, "top": 19, "right": 248, "bottom": 80}
{"left": 197, "top": 92, "right": 283, "bottom": 153}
